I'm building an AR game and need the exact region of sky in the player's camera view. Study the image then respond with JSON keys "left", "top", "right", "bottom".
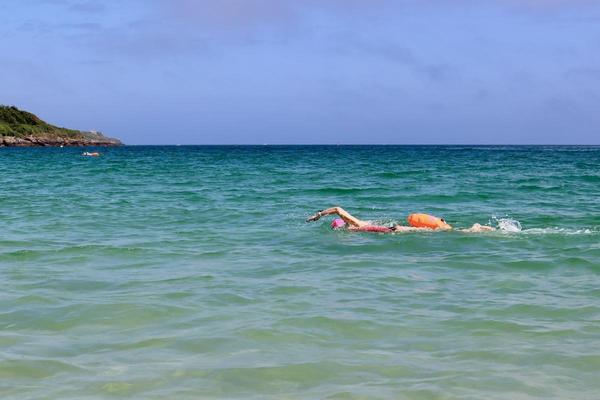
{"left": 1, "top": 0, "right": 600, "bottom": 144}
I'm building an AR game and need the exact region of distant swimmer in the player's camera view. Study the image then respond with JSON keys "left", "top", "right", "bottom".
{"left": 306, "top": 206, "right": 495, "bottom": 233}
{"left": 82, "top": 152, "right": 100, "bottom": 157}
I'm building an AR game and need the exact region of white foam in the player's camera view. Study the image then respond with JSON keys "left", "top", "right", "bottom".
{"left": 491, "top": 216, "right": 597, "bottom": 235}
{"left": 520, "top": 227, "right": 595, "bottom": 235}
{"left": 493, "top": 217, "right": 522, "bottom": 232}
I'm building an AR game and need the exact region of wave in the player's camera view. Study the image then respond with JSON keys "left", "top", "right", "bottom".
{"left": 519, "top": 227, "right": 598, "bottom": 235}
{"left": 491, "top": 216, "right": 598, "bottom": 235}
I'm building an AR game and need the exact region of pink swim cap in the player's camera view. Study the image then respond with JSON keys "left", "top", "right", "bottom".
{"left": 331, "top": 218, "right": 346, "bottom": 229}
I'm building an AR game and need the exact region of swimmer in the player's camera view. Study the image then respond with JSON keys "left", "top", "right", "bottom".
{"left": 306, "top": 207, "right": 495, "bottom": 233}
{"left": 82, "top": 151, "right": 100, "bottom": 157}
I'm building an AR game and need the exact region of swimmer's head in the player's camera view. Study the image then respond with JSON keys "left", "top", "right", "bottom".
{"left": 331, "top": 218, "right": 346, "bottom": 229}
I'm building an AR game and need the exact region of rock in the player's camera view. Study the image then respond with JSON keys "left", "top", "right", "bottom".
{"left": 0, "top": 134, "right": 121, "bottom": 147}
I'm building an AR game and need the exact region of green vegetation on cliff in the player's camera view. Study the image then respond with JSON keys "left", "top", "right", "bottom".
{"left": 0, "top": 105, "right": 87, "bottom": 138}
{"left": 0, "top": 105, "right": 120, "bottom": 146}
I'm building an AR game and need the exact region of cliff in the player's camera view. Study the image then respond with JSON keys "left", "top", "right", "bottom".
{"left": 0, "top": 105, "right": 121, "bottom": 147}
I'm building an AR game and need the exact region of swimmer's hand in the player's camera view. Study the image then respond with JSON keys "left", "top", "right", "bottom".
{"left": 306, "top": 210, "right": 323, "bottom": 222}
{"left": 461, "top": 223, "right": 496, "bottom": 233}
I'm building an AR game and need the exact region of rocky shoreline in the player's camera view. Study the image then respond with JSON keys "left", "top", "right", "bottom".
{"left": 0, "top": 133, "right": 121, "bottom": 147}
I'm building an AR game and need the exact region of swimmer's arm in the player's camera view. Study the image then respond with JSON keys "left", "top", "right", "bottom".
{"left": 457, "top": 223, "right": 496, "bottom": 233}
{"left": 391, "top": 225, "right": 428, "bottom": 232}
{"left": 306, "top": 207, "right": 366, "bottom": 227}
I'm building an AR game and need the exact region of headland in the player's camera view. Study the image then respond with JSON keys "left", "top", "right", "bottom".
{"left": 0, "top": 105, "right": 121, "bottom": 147}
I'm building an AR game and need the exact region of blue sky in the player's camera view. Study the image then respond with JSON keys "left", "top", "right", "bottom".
{"left": 1, "top": 0, "right": 600, "bottom": 144}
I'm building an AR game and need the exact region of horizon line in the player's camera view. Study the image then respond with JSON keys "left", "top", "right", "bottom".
{"left": 114, "top": 143, "right": 600, "bottom": 146}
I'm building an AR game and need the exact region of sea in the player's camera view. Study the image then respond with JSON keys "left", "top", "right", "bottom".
{"left": 1, "top": 145, "right": 599, "bottom": 399}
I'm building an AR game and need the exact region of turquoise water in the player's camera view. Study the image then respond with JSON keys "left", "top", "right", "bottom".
{"left": 1, "top": 145, "right": 599, "bottom": 399}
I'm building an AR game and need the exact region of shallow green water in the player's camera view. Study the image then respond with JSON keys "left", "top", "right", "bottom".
{"left": 1, "top": 146, "right": 599, "bottom": 399}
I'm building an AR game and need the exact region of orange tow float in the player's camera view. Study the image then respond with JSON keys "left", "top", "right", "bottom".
{"left": 407, "top": 213, "right": 452, "bottom": 230}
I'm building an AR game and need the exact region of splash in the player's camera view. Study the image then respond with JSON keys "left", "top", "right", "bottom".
{"left": 490, "top": 216, "right": 598, "bottom": 235}
{"left": 493, "top": 217, "right": 522, "bottom": 232}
